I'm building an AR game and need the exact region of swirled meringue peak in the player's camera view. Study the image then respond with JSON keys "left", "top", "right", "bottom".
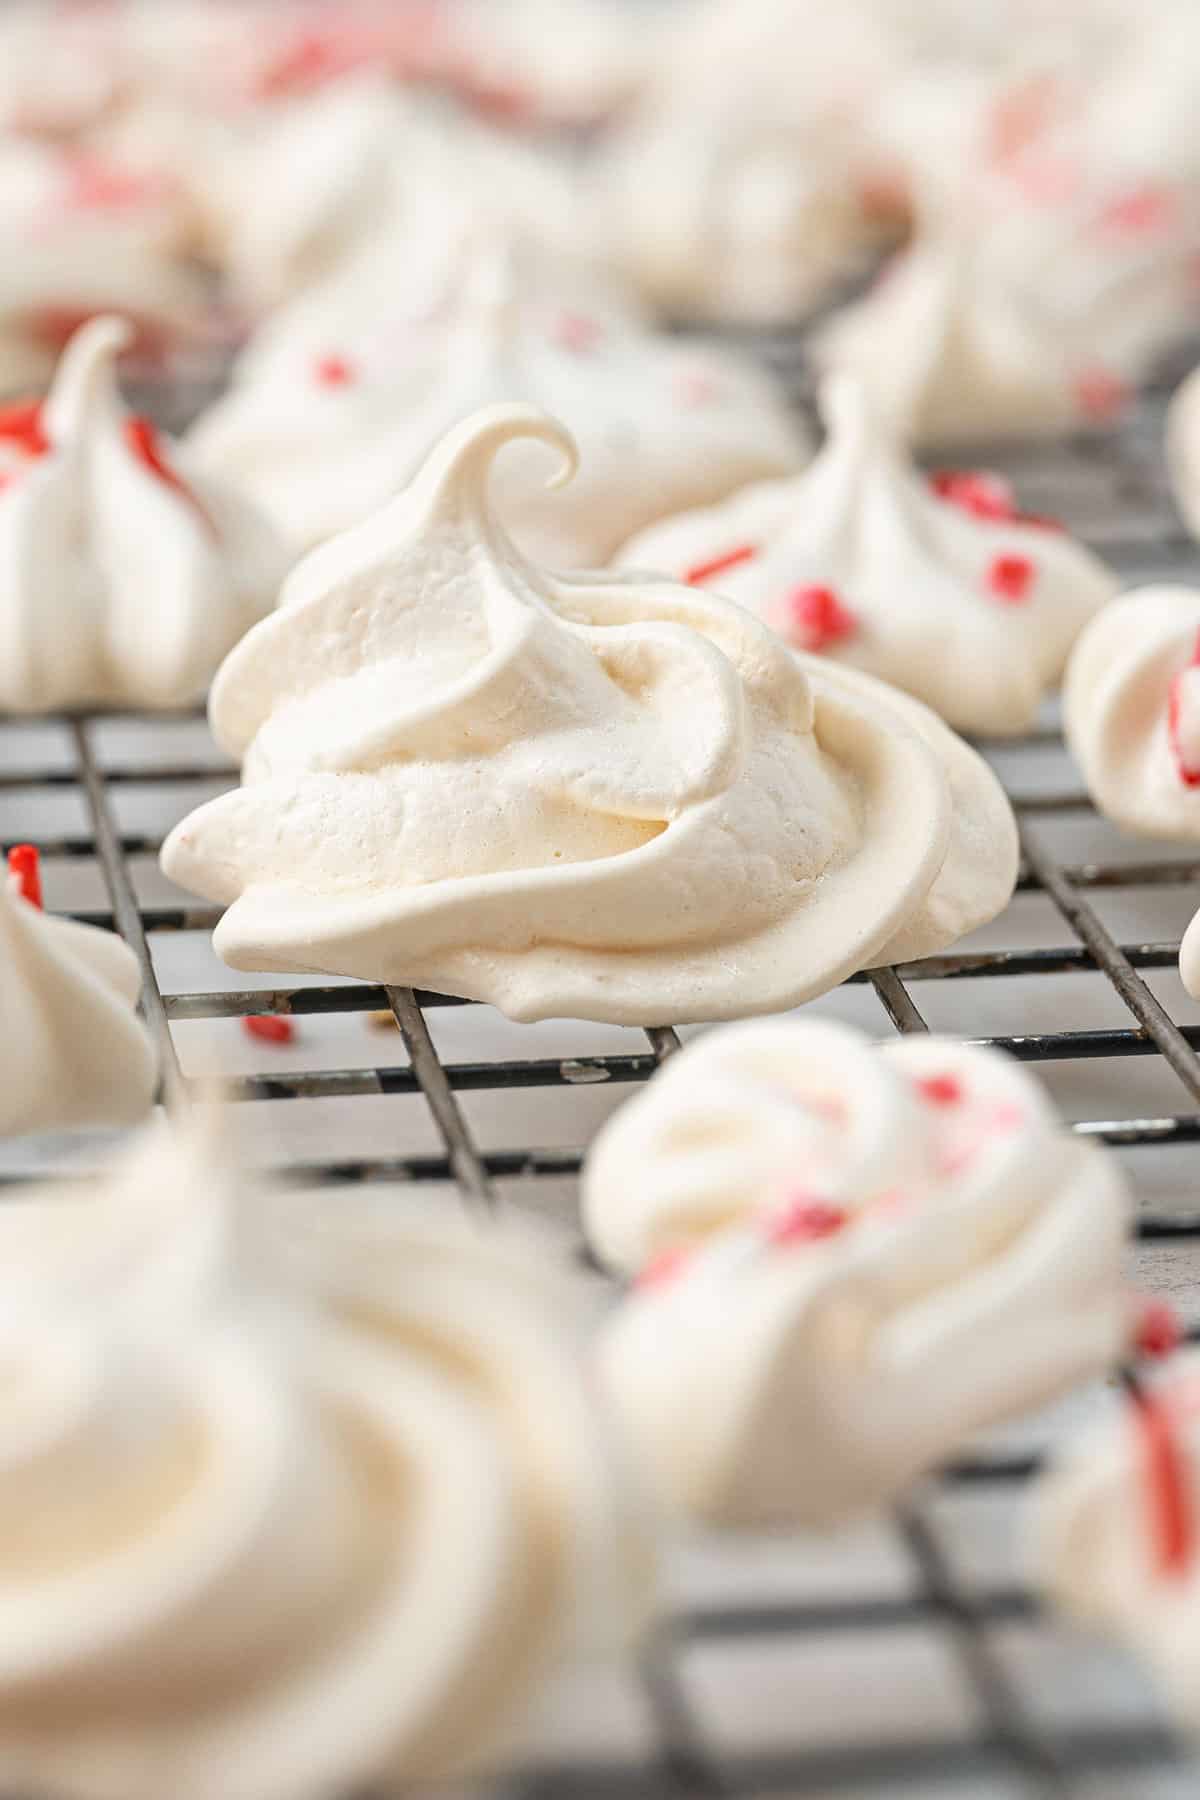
{"left": 0, "top": 316, "right": 288, "bottom": 715}
{"left": 620, "top": 376, "right": 1116, "bottom": 736}
{"left": 589, "top": 1020, "right": 1131, "bottom": 1526}
{"left": 1063, "top": 585, "right": 1200, "bottom": 840}
{"left": 187, "top": 240, "right": 808, "bottom": 562}
{"left": 161, "top": 404, "right": 1021, "bottom": 1024}
{"left": 0, "top": 1122, "right": 654, "bottom": 1800}
{"left": 0, "top": 846, "right": 156, "bottom": 1139}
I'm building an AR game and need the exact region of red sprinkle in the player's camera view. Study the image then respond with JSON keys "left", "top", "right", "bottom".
{"left": 242, "top": 1015, "right": 296, "bottom": 1046}
{"left": 636, "top": 1245, "right": 692, "bottom": 1291}
{"left": 63, "top": 154, "right": 165, "bottom": 213}
{"left": 1136, "top": 1301, "right": 1184, "bottom": 1362}
{"left": 916, "top": 1074, "right": 964, "bottom": 1107}
{"left": 0, "top": 400, "right": 50, "bottom": 458}
{"left": 124, "top": 416, "right": 213, "bottom": 533}
{"left": 6, "top": 845, "right": 43, "bottom": 910}
{"left": 930, "top": 468, "right": 1016, "bottom": 523}
{"left": 783, "top": 585, "right": 859, "bottom": 653}
{"left": 766, "top": 1198, "right": 849, "bottom": 1247}
{"left": 313, "top": 353, "right": 357, "bottom": 388}
{"left": 1128, "top": 1377, "right": 1195, "bottom": 1579}
{"left": 1100, "top": 184, "right": 1175, "bottom": 237}
{"left": 684, "top": 544, "right": 758, "bottom": 587}
{"left": 1074, "top": 367, "right": 1130, "bottom": 422}
{"left": 1167, "top": 630, "right": 1200, "bottom": 786}
{"left": 986, "top": 554, "right": 1036, "bottom": 604}
{"left": 549, "top": 312, "right": 604, "bottom": 354}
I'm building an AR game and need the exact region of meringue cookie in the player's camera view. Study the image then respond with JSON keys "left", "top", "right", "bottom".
{"left": 162, "top": 404, "right": 1015, "bottom": 1026}
{"left": 0, "top": 134, "right": 203, "bottom": 394}
{"left": 620, "top": 376, "right": 1116, "bottom": 736}
{"left": 188, "top": 245, "right": 808, "bottom": 563}
{"left": 591, "top": 1022, "right": 1131, "bottom": 1526}
{"left": 0, "top": 316, "right": 287, "bottom": 714}
{"left": 1033, "top": 1351, "right": 1200, "bottom": 1735}
{"left": 592, "top": 0, "right": 896, "bottom": 323}
{"left": 0, "top": 849, "right": 156, "bottom": 1139}
{"left": 816, "top": 233, "right": 1135, "bottom": 448}
{"left": 0, "top": 1127, "right": 653, "bottom": 1800}
{"left": 1063, "top": 584, "right": 1200, "bottom": 840}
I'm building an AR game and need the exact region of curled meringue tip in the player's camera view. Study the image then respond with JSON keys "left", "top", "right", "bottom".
{"left": 420, "top": 402, "right": 581, "bottom": 512}
{"left": 43, "top": 313, "right": 133, "bottom": 437}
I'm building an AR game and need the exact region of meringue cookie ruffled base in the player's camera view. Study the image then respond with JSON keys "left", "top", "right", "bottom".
{"left": 162, "top": 405, "right": 1017, "bottom": 1025}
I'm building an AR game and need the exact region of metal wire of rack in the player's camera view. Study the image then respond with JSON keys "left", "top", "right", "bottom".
{"left": 6, "top": 384, "right": 1200, "bottom": 1799}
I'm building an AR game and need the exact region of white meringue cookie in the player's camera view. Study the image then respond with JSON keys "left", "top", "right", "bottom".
{"left": 188, "top": 246, "right": 808, "bottom": 564}
{"left": 1063, "top": 585, "right": 1200, "bottom": 840}
{"left": 0, "top": 852, "right": 156, "bottom": 1139}
{"left": 0, "top": 1124, "right": 653, "bottom": 1800}
{"left": 0, "top": 316, "right": 287, "bottom": 714}
{"left": 162, "top": 405, "right": 1015, "bottom": 1025}
{"left": 817, "top": 234, "right": 1135, "bottom": 448}
{"left": 0, "top": 134, "right": 203, "bottom": 394}
{"left": 1033, "top": 1351, "right": 1200, "bottom": 1735}
{"left": 592, "top": 0, "right": 896, "bottom": 323}
{"left": 619, "top": 376, "right": 1116, "bottom": 736}
{"left": 590, "top": 1022, "right": 1131, "bottom": 1526}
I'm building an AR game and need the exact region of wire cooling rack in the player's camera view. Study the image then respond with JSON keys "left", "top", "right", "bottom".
{"left": 6, "top": 379, "right": 1200, "bottom": 1800}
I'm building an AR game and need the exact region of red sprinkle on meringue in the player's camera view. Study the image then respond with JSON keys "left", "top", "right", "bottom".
{"left": 6, "top": 845, "right": 42, "bottom": 909}
{"left": 783, "top": 585, "right": 859, "bottom": 652}
{"left": 242, "top": 1015, "right": 296, "bottom": 1045}
{"left": 986, "top": 554, "right": 1036, "bottom": 604}
{"left": 766, "top": 1198, "right": 849, "bottom": 1246}
{"left": 125, "top": 416, "right": 213, "bottom": 534}
{"left": 63, "top": 155, "right": 167, "bottom": 213}
{"left": 1136, "top": 1301, "right": 1184, "bottom": 1361}
{"left": 1128, "top": 1375, "right": 1195, "bottom": 1579}
{"left": 636, "top": 1246, "right": 692, "bottom": 1291}
{"left": 684, "top": 544, "right": 758, "bottom": 586}
{"left": 549, "top": 311, "right": 603, "bottom": 354}
{"left": 1074, "top": 367, "right": 1130, "bottom": 422}
{"left": 0, "top": 400, "right": 50, "bottom": 458}
{"left": 1100, "top": 184, "right": 1175, "bottom": 237}
{"left": 313, "top": 353, "right": 357, "bottom": 387}
{"left": 1167, "top": 634, "right": 1200, "bottom": 786}
{"left": 916, "top": 1073, "right": 964, "bottom": 1107}
{"left": 930, "top": 468, "right": 1016, "bottom": 522}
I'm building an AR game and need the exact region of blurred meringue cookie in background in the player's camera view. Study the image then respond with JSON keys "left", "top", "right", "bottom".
{"left": 162, "top": 405, "right": 1016, "bottom": 1026}
{"left": 1033, "top": 1350, "right": 1200, "bottom": 1736}
{"left": 619, "top": 375, "right": 1115, "bottom": 736}
{"left": 1063, "top": 585, "right": 1200, "bottom": 840}
{"left": 0, "top": 1118, "right": 654, "bottom": 1800}
{"left": 592, "top": 0, "right": 899, "bottom": 323}
{"left": 588, "top": 1021, "right": 1130, "bottom": 1527}
{"left": 815, "top": 232, "right": 1135, "bottom": 448}
{"left": 0, "top": 846, "right": 156, "bottom": 1139}
{"left": 0, "top": 134, "right": 206, "bottom": 393}
{"left": 188, "top": 242, "right": 807, "bottom": 563}
{"left": 445, "top": 0, "right": 672, "bottom": 127}
{"left": 0, "top": 315, "right": 287, "bottom": 713}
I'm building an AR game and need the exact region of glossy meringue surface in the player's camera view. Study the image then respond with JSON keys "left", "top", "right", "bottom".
{"left": 0, "top": 871, "right": 156, "bottom": 1139}
{"left": 590, "top": 1020, "right": 1130, "bottom": 1526}
{"left": 620, "top": 375, "right": 1116, "bottom": 735}
{"left": 162, "top": 404, "right": 1016, "bottom": 1025}
{"left": 188, "top": 243, "right": 808, "bottom": 563}
{"left": 0, "top": 316, "right": 287, "bottom": 714}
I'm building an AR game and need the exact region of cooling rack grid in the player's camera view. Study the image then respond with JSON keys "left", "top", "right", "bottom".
{"left": 5, "top": 380, "right": 1200, "bottom": 1800}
